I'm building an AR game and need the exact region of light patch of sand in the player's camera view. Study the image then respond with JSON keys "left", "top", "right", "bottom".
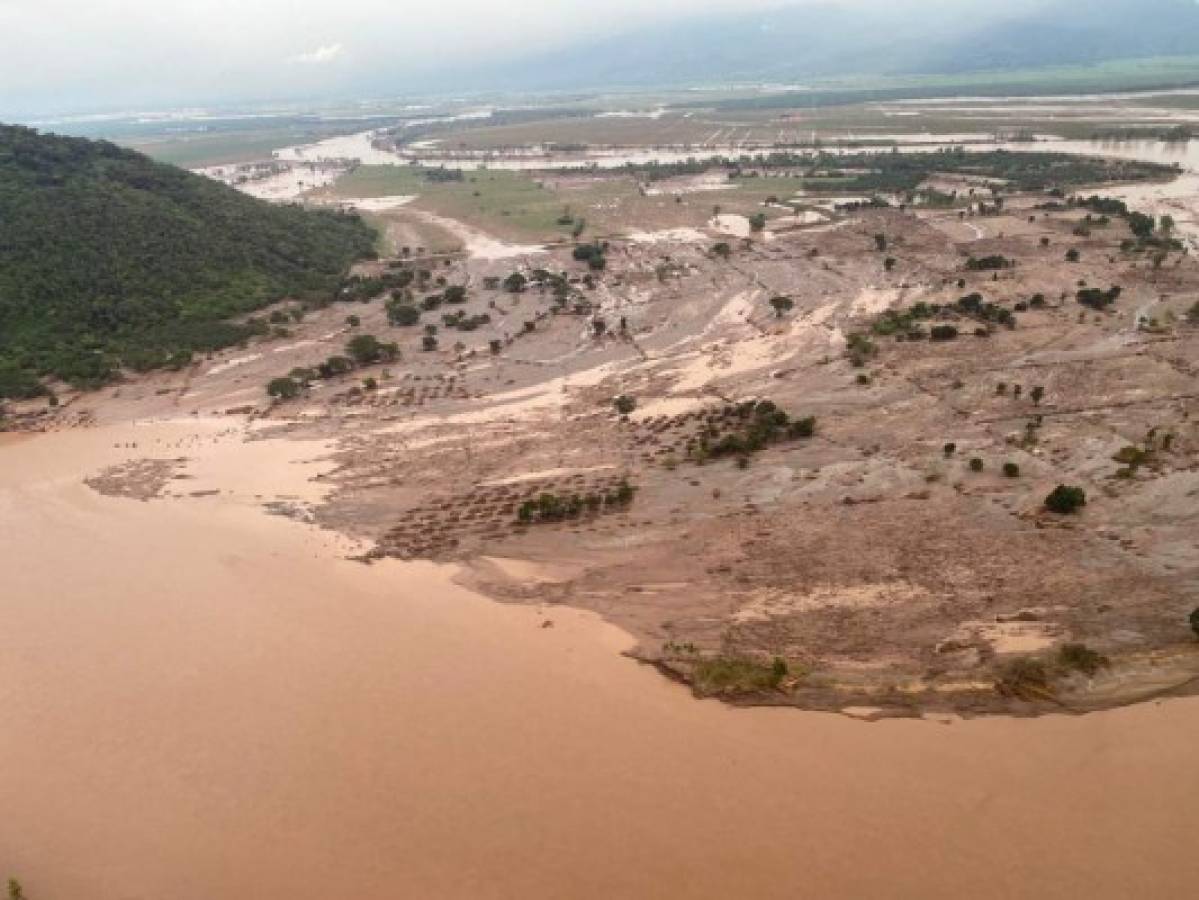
{"left": 200, "top": 164, "right": 345, "bottom": 202}
{"left": 272, "top": 340, "right": 320, "bottom": 353}
{"left": 978, "top": 621, "right": 1060, "bottom": 654}
{"left": 791, "top": 210, "right": 829, "bottom": 225}
{"left": 346, "top": 195, "right": 416, "bottom": 212}
{"left": 709, "top": 214, "right": 753, "bottom": 239}
{"left": 625, "top": 227, "right": 707, "bottom": 244}
{"left": 480, "top": 557, "right": 584, "bottom": 585}
{"left": 643, "top": 173, "right": 735, "bottom": 196}
{"left": 629, "top": 396, "right": 707, "bottom": 421}
{"left": 205, "top": 353, "right": 263, "bottom": 377}
{"left": 482, "top": 465, "right": 617, "bottom": 486}
{"left": 734, "top": 583, "right": 931, "bottom": 623}
{"left": 405, "top": 209, "right": 545, "bottom": 260}
{"left": 851, "top": 286, "right": 902, "bottom": 317}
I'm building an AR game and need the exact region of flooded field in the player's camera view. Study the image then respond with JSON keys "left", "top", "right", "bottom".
{"left": 9, "top": 93, "right": 1199, "bottom": 898}
{"left": 2, "top": 419, "right": 1199, "bottom": 899}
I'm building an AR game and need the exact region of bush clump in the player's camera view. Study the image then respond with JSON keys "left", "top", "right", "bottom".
{"left": 691, "top": 656, "right": 790, "bottom": 696}
{"left": 613, "top": 395, "right": 636, "bottom": 415}
{"left": 1044, "top": 484, "right": 1087, "bottom": 514}
{"left": 995, "top": 657, "right": 1052, "bottom": 700}
{"left": 1057, "top": 643, "right": 1109, "bottom": 677}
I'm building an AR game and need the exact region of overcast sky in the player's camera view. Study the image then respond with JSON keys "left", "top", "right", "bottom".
{"left": 0, "top": 0, "right": 1059, "bottom": 117}
{"left": 0, "top": 0, "right": 801, "bottom": 116}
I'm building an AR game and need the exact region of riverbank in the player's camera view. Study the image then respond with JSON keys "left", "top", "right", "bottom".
{"left": 2, "top": 420, "right": 1199, "bottom": 898}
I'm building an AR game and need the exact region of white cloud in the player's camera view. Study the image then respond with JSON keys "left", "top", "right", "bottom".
{"left": 290, "top": 43, "right": 345, "bottom": 65}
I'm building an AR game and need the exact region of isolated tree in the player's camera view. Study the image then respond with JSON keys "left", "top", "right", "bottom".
{"left": 1044, "top": 484, "right": 1087, "bottom": 515}
{"left": 346, "top": 334, "right": 397, "bottom": 365}
{"left": 1003, "top": 462, "right": 1021, "bottom": 478}
{"left": 1066, "top": 248, "right": 1081, "bottom": 263}
{"left": 1030, "top": 386, "right": 1045, "bottom": 406}
{"left": 874, "top": 233, "right": 887, "bottom": 252}
{"left": 769, "top": 296, "right": 794, "bottom": 318}
{"left": 266, "top": 376, "right": 301, "bottom": 400}
{"left": 613, "top": 395, "right": 636, "bottom": 415}
{"left": 884, "top": 257, "right": 897, "bottom": 272}
{"left": 749, "top": 213, "right": 767, "bottom": 232}
{"left": 712, "top": 242, "right": 732, "bottom": 260}
{"left": 387, "top": 301, "right": 420, "bottom": 326}
{"left": 770, "top": 657, "right": 788, "bottom": 687}
{"left": 1191, "top": 607, "right": 1199, "bottom": 638}
{"left": 503, "top": 272, "right": 527, "bottom": 293}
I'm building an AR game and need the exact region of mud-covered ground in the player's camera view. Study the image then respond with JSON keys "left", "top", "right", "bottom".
{"left": 19, "top": 181, "right": 1199, "bottom": 715}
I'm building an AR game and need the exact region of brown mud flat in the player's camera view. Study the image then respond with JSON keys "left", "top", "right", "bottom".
{"left": 16, "top": 177, "right": 1199, "bottom": 718}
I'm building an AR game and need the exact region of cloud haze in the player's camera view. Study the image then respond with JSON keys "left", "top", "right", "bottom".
{"left": 0, "top": 0, "right": 797, "bottom": 114}
{"left": 0, "top": 0, "right": 1130, "bottom": 116}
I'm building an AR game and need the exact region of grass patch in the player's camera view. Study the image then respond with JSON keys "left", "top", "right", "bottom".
{"left": 692, "top": 656, "right": 790, "bottom": 696}
{"left": 995, "top": 657, "right": 1053, "bottom": 700}
{"left": 326, "top": 166, "right": 580, "bottom": 240}
{"left": 1057, "top": 643, "right": 1110, "bottom": 677}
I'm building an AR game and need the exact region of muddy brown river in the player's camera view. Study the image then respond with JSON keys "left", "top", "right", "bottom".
{"left": 2, "top": 421, "right": 1198, "bottom": 898}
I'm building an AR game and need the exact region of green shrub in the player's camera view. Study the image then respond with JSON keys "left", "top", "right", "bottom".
{"left": 266, "top": 376, "right": 301, "bottom": 400}
{"left": 613, "top": 395, "right": 636, "bottom": 415}
{"left": 1003, "top": 462, "right": 1021, "bottom": 478}
{"left": 386, "top": 300, "right": 421, "bottom": 326}
{"left": 692, "top": 656, "right": 789, "bottom": 696}
{"left": 1044, "top": 484, "right": 1087, "bottom": 514}
{"left": 1057, "top": 643, "right": 1109, "bottom": 677}
{"left": 995, "top": 657, "right": 1052, "bottom": 699}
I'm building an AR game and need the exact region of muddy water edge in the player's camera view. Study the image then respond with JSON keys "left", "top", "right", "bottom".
{"left": 1, "top": 422, "right": 1198, "bottom": 899}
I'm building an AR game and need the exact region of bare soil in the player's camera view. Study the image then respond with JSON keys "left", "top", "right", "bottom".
{"left": 18, "top": 180, "right": 1199, "bottom": 716}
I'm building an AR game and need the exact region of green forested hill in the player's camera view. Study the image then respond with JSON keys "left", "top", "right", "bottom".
{"left": 0, "top": 124, "right": 376, "bottom": 398}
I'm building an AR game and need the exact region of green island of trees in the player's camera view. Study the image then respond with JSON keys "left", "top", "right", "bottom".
{"left": 0, "top": 125, "right": 376, "bottom": 398}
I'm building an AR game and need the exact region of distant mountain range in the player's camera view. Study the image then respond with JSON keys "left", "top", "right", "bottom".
{"left": 461, "top": 0, "right": 1199, "bottom": 92}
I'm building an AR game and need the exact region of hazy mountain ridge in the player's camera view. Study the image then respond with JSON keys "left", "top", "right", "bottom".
{"left": 465, "top": 0, "right": 1199, "bottom": 91}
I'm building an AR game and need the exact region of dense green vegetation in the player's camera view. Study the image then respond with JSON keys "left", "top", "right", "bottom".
{"left": 686, "top": 400, "right": 816, "bottom": 465}
{"left": 625, "top": 149, "right": 1175, "bottom": 194}
{"left": 0, "top": 125, "right": 376, "bottom": 398}
{"left": 1045, "top": 485, "right": 1087, "bottom": 515}
{"left": 516, "top": 480, "right": 636, "bottom": 524}
{"left": 691, "top": 655, "right": 790, "bottom": 696}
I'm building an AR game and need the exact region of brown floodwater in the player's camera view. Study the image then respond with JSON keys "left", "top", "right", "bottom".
{"left": 2, "top": 422, "right": 1198, "bottom": 899}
